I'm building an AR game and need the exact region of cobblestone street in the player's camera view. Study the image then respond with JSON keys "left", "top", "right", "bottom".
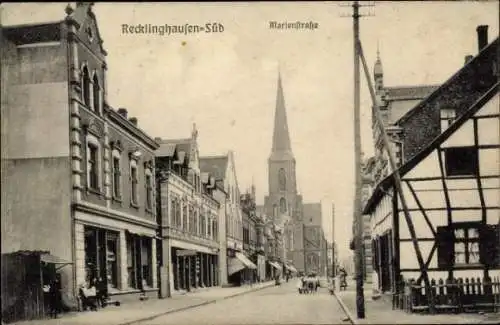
{"left": 134, "top": 280, "right": 348, "bottom": 325}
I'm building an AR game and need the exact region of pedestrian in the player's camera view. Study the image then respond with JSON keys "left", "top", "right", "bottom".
{"left": 96, "top": 277, "right": 107, "bottom": 308}
{"left": 48, "top": 276, "right": 61, "bottom": 318}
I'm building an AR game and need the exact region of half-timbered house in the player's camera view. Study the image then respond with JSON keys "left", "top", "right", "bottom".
{"left": 365, "top": 82, "right": 499, "bottom": 302}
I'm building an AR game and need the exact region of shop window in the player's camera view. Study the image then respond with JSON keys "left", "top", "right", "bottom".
{"left": 106, "top": 232, "right": 118, "bottom": 288}
{"left": 141, "top": 238, "right": 152, "bottom": 288}
{"left": 444, "top": 147, "right": 478, "bottom": 177}
{"left": 84, "top": 227, "right": 98, "bottom": 282}
{"left": 126, "top": 234, "right": 137, "bottom": 289}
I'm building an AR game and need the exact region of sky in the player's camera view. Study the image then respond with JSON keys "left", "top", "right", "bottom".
{"left": 2, "top": 1, "right": 498, "bottom": 261}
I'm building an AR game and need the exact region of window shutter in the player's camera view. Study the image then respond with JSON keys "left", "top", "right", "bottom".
{"left": 436, "top": 226, "right": 454, "bottom": 269}
{"left": 479, "top": 224, "right": 499, "bottom": 267}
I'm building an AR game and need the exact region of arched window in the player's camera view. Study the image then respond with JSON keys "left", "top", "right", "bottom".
{"left": 93, "top": 74, "right": 101, "bottom": 114}
{"left": 279, "top": 197, "right": 287, "bottom": 214}
{"left": 82, "top": 66, "right": 91, "bottom": 107}
{"left": 278, "top": 168, "right": 286, "bottom": 191}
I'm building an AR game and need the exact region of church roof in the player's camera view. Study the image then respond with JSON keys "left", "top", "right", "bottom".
{"left": 302, "top": 203, "right": 322, "bottom": 226}
{"left": 271, "top": 71, "right": 294, "bottom": 158}
{"left": 199, "top": 155, "right": 228, "bottom": 181}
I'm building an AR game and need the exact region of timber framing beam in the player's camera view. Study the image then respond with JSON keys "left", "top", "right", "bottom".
{"left": 406, "top": 180, "right": 437, "bottom": 237}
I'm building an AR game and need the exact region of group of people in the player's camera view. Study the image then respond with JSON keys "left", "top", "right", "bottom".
{"left": 78, "top": 277, "right": 108, "bottom": 311}
{"left": 296, "top": 273, "right": 320, "bottom": 294}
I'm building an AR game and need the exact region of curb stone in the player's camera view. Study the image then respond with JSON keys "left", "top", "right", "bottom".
{"left": 118, "top": 283, "right": 275, "bottom": 325}
{"left": 333, "top": 291, "right": 359, "bottom": 325}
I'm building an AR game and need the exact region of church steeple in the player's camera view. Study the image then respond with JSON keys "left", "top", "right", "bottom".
{"left": 270, "top": 70, "right": 294, "bottom": 160}
{"left": 374, "top": 43, "right": 384, "bottom": 92}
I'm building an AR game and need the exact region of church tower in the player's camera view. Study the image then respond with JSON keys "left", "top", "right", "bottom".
{"left": 265, "top": 71, "right": 302, "bottom": 224}
{"left": 374, "top": 46, "right": 384, "bottom": 92}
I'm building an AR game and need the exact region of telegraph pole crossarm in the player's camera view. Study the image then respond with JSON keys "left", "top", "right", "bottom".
{"left": 357, "top": 40, "right": 435, "bottom": 313}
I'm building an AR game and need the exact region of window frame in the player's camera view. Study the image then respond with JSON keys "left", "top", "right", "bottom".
{"left": 130, "top": 159, "right": 139, "bottom": 207}
{"left": 437, "top": 222, "right": 492, "bottom": 269}
{"left": 81, "top": 65, "right": 92, "bottom": 109}
{"left": 111, "top": 149, "right": 122, "bottom": 201}
{"left": 86, "top": 134, "right": 102, "bottom": 193}
{"left": 145, "top": 168, "right": 153, "bottom": 212}
{"left": 440, "top": 108, "right": 457, "bottom": 132}
{"left": 443, "top": 146, "right": 479, "bottom": 177}
{"left": 92, "top": 72, "right": 101, "bottom": 115}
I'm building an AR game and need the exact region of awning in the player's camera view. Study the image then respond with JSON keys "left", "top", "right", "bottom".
{"left": 268, "top": 261, "right": 282, "bottom": 271}
{"left": 228, "top": 252, "right": 257, "bottom": 276}
{"left": 235, "top": 252, "right": 257, "bottom": 269}
{"left": 40, "top": 253, "right": 73, "bottom": 270}
{"left": 285, "top": 264, "right": 298, "bottom": 273}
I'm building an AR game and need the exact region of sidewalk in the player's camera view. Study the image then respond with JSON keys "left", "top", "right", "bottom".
{"left": 334, "top": 280, "right": 500, "bottom": 324}
{"left": 11, "top": 281, "right": 275, "bottom": 325}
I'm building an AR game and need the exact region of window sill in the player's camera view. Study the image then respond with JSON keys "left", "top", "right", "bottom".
{"left": 445, "top": 174, "right": 479, "bottom": 180}
{"left": 112, "top": 196, "right": 122, "bottom": 204}
{"left": 453, "top": 263, "right": 483, "bottom": 269}
{"left": 86, "top": 187, "right": 104, "bottom": 197}
{"left": 145, "top": 207, "right": 153, "bottom": 214}
{"left": 130, "top": 202, "right": 140, "bottom": 209}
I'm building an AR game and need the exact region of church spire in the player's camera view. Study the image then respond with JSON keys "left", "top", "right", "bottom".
{"left": 374, "top": 41, "right": 383, "bottom": 77}
{"left": 271, "top": 70, "right": 293, "bottom": 157}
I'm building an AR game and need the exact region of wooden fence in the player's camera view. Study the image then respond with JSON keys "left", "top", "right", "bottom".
{"left": 392, "top": 275, "right": 500, "bottom": 314}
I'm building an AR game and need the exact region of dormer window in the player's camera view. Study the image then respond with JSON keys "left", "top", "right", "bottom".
{"left": 440, "top": 108, "right": 456, "bottom": 132}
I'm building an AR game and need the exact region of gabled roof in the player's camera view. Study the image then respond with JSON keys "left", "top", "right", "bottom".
{"left": 156, "top": 138, "right": 191, "bottom": 160}
{"left": 199, "top": 155, "right": 228, "bottom": 181}
{"left": 364, "top": 82, "right": 499, "bottom": 215}
{"left": 385, "top": 85, "right": 439, "bottom": 101}
{"left": 2, "top": 3, "right": 107, "bottom": 55}
{"left": 396, "top": 37, "right": 499, "bottom": 125}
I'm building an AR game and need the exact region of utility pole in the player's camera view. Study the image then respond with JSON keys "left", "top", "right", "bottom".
{"left": 340, "top": 0, "right": 374, "bottom": 319}
{"left": 353, "top": 1, "right": 365, "bottom": 318}
{"left": 332, "top": 203, "right": 336, "bottom": 278}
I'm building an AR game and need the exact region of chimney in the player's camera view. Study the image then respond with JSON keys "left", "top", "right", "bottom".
{"left": 129, "top": 117, "right": 138, "bottom": 126}
{"left": 464, "top": 55, "right": 474, "bottom": 65}
{"left": 117, "top": 108, "right": 128, "bottom": 119}
{"left": 476, "top": 25, "right": 488, "bottom": 52}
